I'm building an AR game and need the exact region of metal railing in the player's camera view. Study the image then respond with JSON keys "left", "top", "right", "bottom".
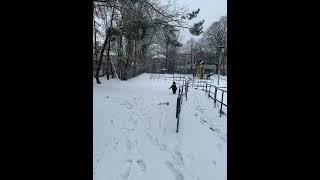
{"left": 189, "top": 80, "right": 227, "bottom": 117}
{"left": 175, "top": 80, "right": 189, "bottom": 133}
{"left": 207, "top": 84, "right": 227, "bottom": 117}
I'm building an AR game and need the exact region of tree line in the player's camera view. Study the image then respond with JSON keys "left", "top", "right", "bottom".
{"left": 182, "top": 15, "right": 227, "bottom": 74}
{"left": 93, "top": 0, "right": 204, "bottom": 84}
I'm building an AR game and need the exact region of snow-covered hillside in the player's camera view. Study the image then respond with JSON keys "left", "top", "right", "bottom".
{"left": 93, "top": 73, "right": 227, "bottom": 180}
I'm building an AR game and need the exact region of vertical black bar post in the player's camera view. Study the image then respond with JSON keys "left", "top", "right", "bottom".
{"left": 208, "top": 84, "right": 211, "bottom": 98}
{"left": 181, "top": 87, "right": 183, "bottom": 104}
{"left": 178, "top": 87, "right": 181, "bottom": 103}
{"left": 186, "top": 90, "right": 187, "bottom": 100}
{"left": 176, "top": 97, "right": 181, "bottom": 133}
{"left": 180, "top": 87, "right": 183, "bottom": 105}
{"left": 176, "top": 97, "right": 179, "bottom": 118}
{"left": 214, "top": 86, "right": 217, "bottom": 107}
{"left": 185, "top": 84, "right": 188, "bottom": 100}
{"left": 220, "top": 91, "right": 224, "bottom": 117}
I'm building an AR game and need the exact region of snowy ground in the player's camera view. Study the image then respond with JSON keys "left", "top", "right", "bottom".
{"left": 93, "top": 73, "right": 227, "bottom": 180}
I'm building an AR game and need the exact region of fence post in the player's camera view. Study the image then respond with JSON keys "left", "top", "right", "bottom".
{"left": 176, "top": 97, "right": 180, "bottom": 118}
{"left": 178, "top": 87, "right": 182, "bottom": 104}
{"left": 176, "top": 97, "right": 181, "bottom": 133}
{"left": 214, "top": 87, "right": 217, "bottom": 108}
{"left": 208, "top": 84, "right": 211, "bottom": 98}
{"left": 220, "top": 91, "right": 224, "bottom": 117}
{"left": 186, "top": 81, "right": 189, "bottom": 92}
{"left": 179, "top": 88, "right": 183, "bottom": 106}
{"left": 186, "top": 91, "right": 187, "bottom": 100}
{"left": 185, "top": 84, "right": 188, "bottom": 100}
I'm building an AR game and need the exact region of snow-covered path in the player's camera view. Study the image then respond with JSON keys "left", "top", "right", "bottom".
{"left": 93, "top": 74, "right": 227, "bottom": 180}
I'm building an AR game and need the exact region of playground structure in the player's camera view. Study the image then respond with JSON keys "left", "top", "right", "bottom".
{"left": 196, "top": 61, "right": 206, "bottom": 79}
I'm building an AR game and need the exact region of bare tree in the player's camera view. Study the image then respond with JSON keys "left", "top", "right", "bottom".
{"left": 202, "top": 16, "right": 227, "bottom": 83}
{"left": 95, "top": 5, "right": 116, "bottom": 84}
{"left": 94, "top": 0, "right": 205, "bottom": 84}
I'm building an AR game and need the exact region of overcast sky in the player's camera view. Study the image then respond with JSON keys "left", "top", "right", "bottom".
{"left": 174, "top": 0, "right": 227, "bottom": 43}
{"left": 94, "top": 0, "right": 226, "bottom": 45}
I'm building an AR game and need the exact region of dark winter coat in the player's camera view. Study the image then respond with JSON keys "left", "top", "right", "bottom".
{"left": 169, "top": 84, "right": 177, "bottom": 92}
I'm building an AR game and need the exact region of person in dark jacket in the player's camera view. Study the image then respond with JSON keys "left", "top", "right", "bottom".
{"left": 169, "top": 82, "right": 177, "bottom": 94}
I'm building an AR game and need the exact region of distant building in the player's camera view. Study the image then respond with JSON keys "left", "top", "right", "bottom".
{"left": 151, "top": 54, "right": 166, "bottom": 73}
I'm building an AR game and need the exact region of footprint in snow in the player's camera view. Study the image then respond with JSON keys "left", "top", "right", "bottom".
{"left": 126, "top": 140, "right": 132, "bottom": 151}
{"left": 136, "top": 159, "right": 146, "bottom": 172}
{"left": 212, "top": 160, "right": 217, "bottom": 165}
{"left": 120, "top": 160, "right": 133, "bottom": 180}
{"left": 164, "top": 161, "right": 184, "bottom": 180}
{"left": 160, "top": 144, "right": 167, "bottom": 151}
{"left": 173, "top": 151, "right": 184, "bottom": 166}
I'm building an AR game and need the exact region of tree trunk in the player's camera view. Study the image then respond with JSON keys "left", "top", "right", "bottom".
{"left": 133, "top": 40, "right": 137, "bottom": 76}
{"left": 117, "top": 36, "right": 122, "bottom": 58}
{"left": 215, "top": 48, "right": 220, "bottom": 74}
{"left": 95, "top": 7, "right": 115, "bottom": 84}
{"left": 190, "top": 45, "right": 193, "bottom": 73}
{"left": 215, "top": 63, "right": 219, "bottom": 74}
{"left": 110, "top": 60, "right": 115, "bottom": 78}
{"left": 124, "top": 57, "right": 129, "bottom": 80}
{"left": 105, "top": 7, "right": 116, "bottom": 80}
{"left": 106, "top": 38, "right": 111, "bottom": 80}
{"left": 117, "top": 36, "right": 123, "bottom": 79}
{"left": 165, "top": 43, "right": 168, "bottom": 70}
{"left": 94, "top": 21, "right": 98, "bottom": 59}
{"left": 95, "top": 33, "right": 109, "bottom": 84}
{"left": 124, "top": 38, "right": 133, "bottom": 80}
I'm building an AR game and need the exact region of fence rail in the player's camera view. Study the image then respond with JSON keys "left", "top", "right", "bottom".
{"left": 207, "top": 83, "right": 227, "bottom": 117}
{"left": 175, "top": 80, "right": 189, "bottom": 133}
{"left": 189, "top": 80, "right": 228, "bottom": 117}
{"left": 148, "top": 73, "right": 227, "bottom": 133}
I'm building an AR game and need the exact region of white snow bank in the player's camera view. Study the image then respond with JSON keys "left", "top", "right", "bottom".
{"left": 93, "top": 73, "right": 227, "bottom": 180}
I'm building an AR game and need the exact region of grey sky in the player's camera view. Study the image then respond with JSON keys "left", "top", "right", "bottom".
{"left": 176, "top": 0, "right": 227, "bottom": 43}
{"left": 94, "top": 0, "right": 226, "bottom": 45}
